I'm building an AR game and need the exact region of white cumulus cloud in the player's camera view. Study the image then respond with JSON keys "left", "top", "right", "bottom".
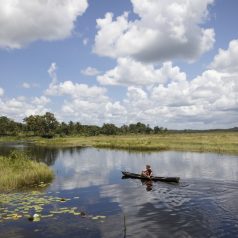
{"left": 43, "top": 47, "right": 238, "bottom": 128}
{"left": 45, "top": 79, "right": 124, "bottom": 124}
{"left": 98, "top": 58, "right": 186, "bottom": 86}
{"left": 0, "top": 96, "right": 51, "bottom": 120}
{"left": 3, "top": 46, "right": 238, "bottom": 129}
{"left": 46, "top": 80, "right": 107, "bottom": 100}
{"left": 127, "top": 67, "right": 238, "bottom": 128}
{"left": 45, "top": 62, "right": 122, "bottom": 124}
{"left": 21, "top": 82, "right": 39, "bottom": 89}
{"left": 209, "top": 39, "right": 238, "bottom": 73}
{"left": 48, "top": 62, "right": 58, "bottom": 84}
{"left": 0, "top": 0, "right": 88, "bottom": 49}
{"left": 46, "top": 62, "right": 107, "bottom": 100}
{"left": 81, "top": 67, "right": 101, "bottom": 76}
{"left": 94, "top": 0, "right": 215, "bottom": 62}
{"left": 22, "top": 82, "right": 31, "bottom": 89}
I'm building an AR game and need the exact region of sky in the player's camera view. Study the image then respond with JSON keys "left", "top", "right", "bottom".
{"left": 0, "top": 0, "right": 238, "bottom": 129}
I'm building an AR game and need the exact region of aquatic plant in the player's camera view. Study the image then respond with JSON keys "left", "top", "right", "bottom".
{"left": 0, "top": 151, "right": 54, "bottom": 192}
{"left": 0, "top": 191, "right": 106, "bottom": 223}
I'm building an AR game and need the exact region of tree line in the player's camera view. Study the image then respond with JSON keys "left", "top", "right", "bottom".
{"left": 0, "top": 112, "right": 167, "bottom": 138}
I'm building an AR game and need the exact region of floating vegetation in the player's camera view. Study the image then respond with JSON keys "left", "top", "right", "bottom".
{"left": 92, "top": 215, "right": 106, "bottom": 220}
{"left": 0, "top": 191, "right": 106, "bottom": 223}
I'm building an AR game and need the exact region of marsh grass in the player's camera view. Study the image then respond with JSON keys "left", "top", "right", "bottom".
{"left": 29, "top": 132, "right": 238, "bottom": 155}
{"left": 1, "top": 132, "right": 237, "bottom": 154}
{"left": 0, "top": 151, "right": 54, "bottom": 192}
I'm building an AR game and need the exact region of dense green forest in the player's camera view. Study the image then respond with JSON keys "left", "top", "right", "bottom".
{"left": 0, "top": 112, "right": 167, "bottom": 137}
{"left": 1, "top": 112, "right": 237, "bottom": 138}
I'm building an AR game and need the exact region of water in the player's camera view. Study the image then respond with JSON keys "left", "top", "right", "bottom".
{"left": 0, "top": 143, "right": 238, "bottom": 238}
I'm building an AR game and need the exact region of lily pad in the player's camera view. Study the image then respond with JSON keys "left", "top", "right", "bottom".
{"left": 0, "top": 192, "right": 106, "bottom": 223}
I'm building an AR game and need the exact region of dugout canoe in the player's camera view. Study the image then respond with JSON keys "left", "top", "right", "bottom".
{"left": 121, "top": 171, "right": 180, "bottom": 183}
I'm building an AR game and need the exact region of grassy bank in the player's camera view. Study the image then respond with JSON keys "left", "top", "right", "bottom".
{"left": 0, "top": 136, "right": 25, "bottom": 142}
{"left": 0, "top": 151, "right": 54, "bottom": 192}
{"left": 29, "top": 132, "right": 238, "bottom": 155}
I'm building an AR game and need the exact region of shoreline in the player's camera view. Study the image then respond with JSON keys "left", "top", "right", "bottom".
{"left": 1, "top": 132, "right": 238, "bottom": 155}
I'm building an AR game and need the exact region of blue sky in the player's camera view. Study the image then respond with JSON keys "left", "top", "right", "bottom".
{"left": 0, "top": 0, "right": 238, "bottom": 129}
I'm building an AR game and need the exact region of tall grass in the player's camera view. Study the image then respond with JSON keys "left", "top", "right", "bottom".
{"left": 32, "top": 132, "right": 238, "bottom": 155}
{"left": 0, "top": 151, "right": 54, "bottom": 192}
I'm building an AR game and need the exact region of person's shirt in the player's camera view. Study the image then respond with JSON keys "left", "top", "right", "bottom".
{"left": 147, "top": 168, "right": 152, "bottom": 176}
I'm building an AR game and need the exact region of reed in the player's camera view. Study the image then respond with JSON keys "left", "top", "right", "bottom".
{"left": 0, "top": 151, "right": 54, "bottom": 192}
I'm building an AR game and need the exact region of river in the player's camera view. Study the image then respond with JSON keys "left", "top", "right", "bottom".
{"left": 0, "top": 143, "right": 238, "bottom": 237}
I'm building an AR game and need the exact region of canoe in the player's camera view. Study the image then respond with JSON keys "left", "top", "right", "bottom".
{"left": 121, "top": 171, "right": 180, "bottom": 183}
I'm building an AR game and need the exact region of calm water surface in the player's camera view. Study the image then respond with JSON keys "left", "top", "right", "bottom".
{"left": 0, "top": 143, "right": 238, "bottom": 238}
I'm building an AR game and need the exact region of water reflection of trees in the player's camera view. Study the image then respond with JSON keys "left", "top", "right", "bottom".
{"left": 0, "top": 143, "right": 27, "bottom": 156}
{"left": 27, "top": 146, "right": 59, "bottom": 166}
{"left": 0, "top": 143, "right": 84, "bottom": 166}
{"left": 27, "top": 146, "right": 84, "bottom": 166}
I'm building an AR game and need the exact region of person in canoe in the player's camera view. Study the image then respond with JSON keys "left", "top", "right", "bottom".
{"left": 141, "top": 165, "right": 153, "bottom": 178}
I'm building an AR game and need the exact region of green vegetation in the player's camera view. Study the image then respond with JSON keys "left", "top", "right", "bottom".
{"left": 0, "top": 113, "right": 168, "bottom": 138}
{"left": 32, "top": 132, "right": 238, "bottom": 155}
{"left": 0, "top": 191, "right": 104, "bottom": 223}
{"left": 1, "top": 112, "right": 237, "bottom": 139}
{"left": 0, "top": 151, "right": 54, "bottom": 192}
{"left": 0, "top": 116, "right": 23, "bottom": 136}
{"left": 0, "top": 112, "right": 237, "bottom": 154}
{"left": 23, "top": 112, "right": 59, "bottom": 138}
{"left": 0, "top": 136, "right": 24, "bottom": 142}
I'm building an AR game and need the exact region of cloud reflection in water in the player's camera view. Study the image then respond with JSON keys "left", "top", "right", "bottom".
{"left": 50, "top": 148, "right": 238, "bottom": 191}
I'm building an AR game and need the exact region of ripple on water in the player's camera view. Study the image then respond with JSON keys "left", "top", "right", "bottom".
{"left": 1, "top": 146, "right": 238, "bottom": 238}
{"left": 112, "top": 178, "right": 238, "bottom": 238}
